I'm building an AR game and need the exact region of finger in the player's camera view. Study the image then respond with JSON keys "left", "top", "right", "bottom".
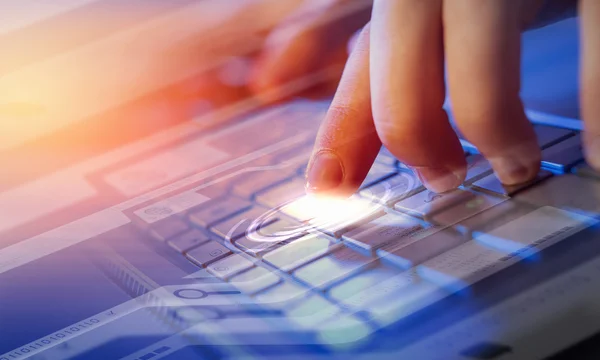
{"left": 252, "top": 23, "right": 364, "bottom": 103}
{"left": 177, "top": 57, "right": 251, "bottom": 112}
{"left": 347, "top": 28, "right": 362, "bottom": 54}
{"left": 288, "top": 44, "right": 350, "bottom": 100}
{"left": 370, "top": 0, "right": 466, "bottom": 193}
{"left": 249, "top": 0, "right": 372, "bottom": 101}
{"left": 444, "top": 0, "right": 540, "bottom": 185}
{"left": 305, "top": 24, "right": 382, "bottom": 196}
{"left": 275, "top": 26, "right": 366, "bottom": 101}
{"left": 580, "top": 0, "right": 600, "bottom": 169}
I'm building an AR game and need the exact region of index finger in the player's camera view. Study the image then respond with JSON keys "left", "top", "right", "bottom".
{"left": 305, "top": 24, "right": 382, "bottom": 196}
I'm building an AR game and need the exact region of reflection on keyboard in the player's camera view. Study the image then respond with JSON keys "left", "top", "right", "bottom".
{"left": 133, "top": 122, "right": 593, "bottom": 346}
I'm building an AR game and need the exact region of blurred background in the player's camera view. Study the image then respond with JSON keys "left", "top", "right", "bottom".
{"left": 0, "top": 0, "right": 581, "bottom": 183}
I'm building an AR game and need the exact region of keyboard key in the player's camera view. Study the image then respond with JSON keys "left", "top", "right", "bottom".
{"left": 339, "top": 271, "right": 444, "bottom": 326}
{"left": 229, "top": 267, "right": 281, "bottom": 295}
{"left": 474, "top": 206, "right": 594, "bottom": 253}
{"left": 206, "top": 254, "right": 255, "bottom": 280}
{"left": 456, "top": 200, "right": 537, "bottom": 236}
{"left": 148, "top": 217, "right": 190, "bottom": 242}
{"left": 254, "top": 281, "right": 310, "bottom": 310}
{"left": 533, "top": 125, "right": 574, "bottom": 149}
{"left": 464, "top": 155, "right": 493, "bottom": 184}
{"left": 235, "top": 235, "right": 287, "bottom": 257}
{"left": 541, "top": 133, "right": 584, "bottom": 172}
{"left": 417, "top": 206, "right": 594, "bottom": 291}
{"left": 417, "top": 240, "right": 509, "bottom": 291}
{"left": 263, "top": 235, "right": 340, "bottom": 272}
{"left": 472, "top": 170, "right": 553, "bottom": 197}
{"left": 135, "top": 191, "right": 213, "bottom": 225}
{"left": 254, "top": 218, "right": 305, "bottom": 239}
{"left": 234, "top": 220, "right": 299, "bottom": 257}
{"left": 189, "top": 197, "right": 252, "bottom": 228}
{"left": 374, "top": 151, "right": 397, "bottom": 167}
{"left": 360, "top": 171, "right": 423, "bottom": 204}
{"left": 212, "top": 206, "right": 274, "bottom": 241}
{"left": 195, "top": 182, "right": 230, "bottom": 201}
{"left": 293, "top": 247, "right": 374, "bottom": 289}
{"left": 360, "top": 163, "right": 396, "bottom": 189}
{"left": 514, "top": 175, "right": 600, "bottom": 214}
{"left": 271, "top": 143, "right": 313, "bottom": 174}
{"left": 185, "top": 242, "right": 232, "bottom": 268}
{"left": 255, "top": 178, "right": 306, "bottom": 208}
{"left": 280, "top": 195, "right": 386, "bottom": 238}
{"left": 316, "top": 315, "right": 372, "bottom": 347}
{"left": 328, "top": 265, "right": 402, "bottom": 305}
{"left": 394, "top": 189, "right": 476, "bottom": 220}
{"left": 167, "top": 229, "right": 211, "bottom": 253}
{"left": 431, "top": 191, "right": 506, "bottom": 228}
{"left": 377, "top": 227, "right": 466, "bottom": 269}
{"left": 207, "top": 103, "right": 321, "bottom": 156}
{"left": 323, "top": 208, "right": 386, "bottom": 239}
{"left": 232, "top": 168, "right": 296, "bottom": 199}
{"left": 358, "top": 281, "right": 444, "bottom": 327}
{"left": 342, "top": 213, "right": 425, "bottom": 256}
{"left": 285, "top": 295, "right": 341, "bottom": 328}
{"left": 337, "top": 271, "right": 416, "bottom": 309}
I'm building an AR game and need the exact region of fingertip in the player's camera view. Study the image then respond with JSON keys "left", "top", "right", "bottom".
{"left": 303, "top": 20, "right": 377, "bottom": 198}
{"left": 487, "top": 142, "right": 541, "bottom": 185}
{"left": 305, "top": 150, "right": 345, "bottom": 193}
{"left": 413, "top": 164, "right": 466, "bottom": 194}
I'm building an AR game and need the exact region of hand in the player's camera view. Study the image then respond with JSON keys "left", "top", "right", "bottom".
{"left": 248, "top": 0, "right": 372, "bottom": 102}
{"left": 176, "top": 0, "right": 352, "bottom": 110}
{"left": 252, "top": 0, "right": 598, "bottom": 196}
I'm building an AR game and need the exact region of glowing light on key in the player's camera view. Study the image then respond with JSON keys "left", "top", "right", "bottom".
{"left": 238, "top": 174, "right": 411, "bottom": 244}
{"left": 282, "top": 195, "right": 377, "bottom": 226}
{"left": 247, "top": 194, "right": 387, "bottom": 243}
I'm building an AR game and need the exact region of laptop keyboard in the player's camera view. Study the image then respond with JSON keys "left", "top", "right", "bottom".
{"left": 133, "top": 120, "right": 588, "bottom": 343}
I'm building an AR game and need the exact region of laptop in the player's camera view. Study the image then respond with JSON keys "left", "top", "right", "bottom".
{"left": 1, "top": 1, "right": 599, "bottom": 359}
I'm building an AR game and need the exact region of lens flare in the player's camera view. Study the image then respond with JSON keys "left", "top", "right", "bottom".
{"left": 246, "top": 182, "right": 402, "bottom": 243}
{"left": 282, "top": 195, "right": 377, "bottom": 226}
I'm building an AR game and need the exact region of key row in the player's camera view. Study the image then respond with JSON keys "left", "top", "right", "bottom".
{"left": 140, "top": 125, "right": 583, "bottom": 244}
{"left": 145, "top": 188, "right": 594, "bottom": 336}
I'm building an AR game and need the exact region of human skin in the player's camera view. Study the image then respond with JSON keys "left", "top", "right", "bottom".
{"left": 249, "top": 0, "right": 597, "bottom": 195}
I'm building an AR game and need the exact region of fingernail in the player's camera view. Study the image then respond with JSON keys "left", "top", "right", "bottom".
{"left": 413, "top": 167, "right": 464, "bottom": 193}
{"left": 489, "top": 156, "right": 537, "bottom": 185}
{"left": 305, "top": 151, "right": 344, "bottom": 193}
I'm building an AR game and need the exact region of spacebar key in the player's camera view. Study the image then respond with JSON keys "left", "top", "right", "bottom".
{"left": 472, "top": 170, "right": 553, "bottom": 197}
{"left": 417, "top": 206, "right": 596, "bottom": 291}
